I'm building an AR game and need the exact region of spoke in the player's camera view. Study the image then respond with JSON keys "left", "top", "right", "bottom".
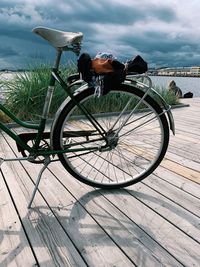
{"left": 75, "top": 151, "right": 113, "bottom": 182}
{"left": 109, "top": 150, "right": 119, "bottom": 183}
{"left": 112, "top": 90, "right": 151, "bottom": 136}
{"left": 110, "top": 96, "right": 135, "bottom": 131}
{"left": 113, "top": 111, "right": 154, "bottom": 132}
{"left": 118, "top": 141, "right": 152, "bottom": 164}
{"left": 59, "top": 87, "right": 167, "bottom": 187}
{"left": 119, "top": 113, "right": 161, "bottom": 138}
{"left": 115, "top": 146, "right": 129, "bottom": 181}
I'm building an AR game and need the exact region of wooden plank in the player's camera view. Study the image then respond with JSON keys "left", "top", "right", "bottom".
{"left": 164, "top": 151, "right": 200, "bottom": 172}
{"left": 3, "top": 129, "right": 183, "bottom": 266}
{"left": 173, "top": 117, "right": 200, "bottom": 128}
{"left": 174, "top": 117, "right": 200, "bottom": 126}
{"left": 44, "top": 163, "right": 183, "bottom": 267}
{"left": 171, "top": 132, "right": 200, "bottom": 146}
{"left": 124, "top": 141, "right": 200, "bottom": 184}
{"left": 169, "top": 140, "right": 200, "bottom": 157}
{"left": 154, "top": 167, "right": 200, "bottom": 199}
{"left": 160, "top": 158, "right": 200, "bottom": 184}
{"left": 173, "top": 110, "right": 200, "bottom": 120}
{"left": 174, "top": 111, "right": 200, "bottom": 119}
{"left": 166, "top": 142, "right": 200, "bottom": 163}
{"left": 143, "top": 172, "right": 200, "bottom": 218}
{"left": 49, "top": 160, "right": 200, "bottom": 267}
{"left": 0, "top": 170, "right": 37, "bottom": 267}
{"left": 0, "top": 133, "right": 88, "bottom": 267}
{"left": 0, "top": 97, "right": 199, "bottom": 266}
{"left": 136, "top": 177, "right": 200, "bottom": 241}
{"left": 132, "top": 180, "right": 200, "bottom": 243}
{"left": 101, "top": 189, "right": 200, "bottom": 267}
{"left": 2, "top": 133, "right": 136, "bottom": 267}
{"left": 172, "top": 125, "right": 200, "bottom": 136}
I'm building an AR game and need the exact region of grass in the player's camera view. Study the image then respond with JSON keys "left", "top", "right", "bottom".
{"left": 0, "top": 63, "right": 179, "bottom": 123}
{"left": 73, "top": 92, "right": 140, "bottom": 116}
{"left": 129, "top": 76, "right": 179, "bottom": 106}
{"left": 1, "top": 61, "right": 76, "bottom": 121}
{"left": 150, "top": 84, "right": 179, "bottom": 106}
{"left": 84, "top": 82, "right": 179, "bottom": 115}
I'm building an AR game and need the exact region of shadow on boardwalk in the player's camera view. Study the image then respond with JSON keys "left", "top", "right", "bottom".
{"left": 0, "top": 97, "right": 200, "bottom": 266}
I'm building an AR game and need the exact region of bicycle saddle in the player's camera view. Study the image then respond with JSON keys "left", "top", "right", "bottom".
{"left": 32, "top": 27, "right": 83, "bottom": 52}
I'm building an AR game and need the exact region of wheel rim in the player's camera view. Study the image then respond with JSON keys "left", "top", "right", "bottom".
{"left": 58, "top": 88, "right": 168, "bottom": 187}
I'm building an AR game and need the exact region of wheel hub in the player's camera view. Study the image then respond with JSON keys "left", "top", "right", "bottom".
{"left": 99, "top": 130, "right": 119, "bottom": 152}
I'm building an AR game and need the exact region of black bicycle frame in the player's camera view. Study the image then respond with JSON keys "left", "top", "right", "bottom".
{"left": 0, "top": 50, "right": 108, "bottom": 157}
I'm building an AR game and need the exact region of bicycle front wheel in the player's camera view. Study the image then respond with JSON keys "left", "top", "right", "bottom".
{"left": 52, "top": 84, "right": 169, "bottom": 188}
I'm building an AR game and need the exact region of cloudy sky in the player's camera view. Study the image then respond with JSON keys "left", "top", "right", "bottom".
{"left": 0, "top": 0, "right": 200, "bottom": 70}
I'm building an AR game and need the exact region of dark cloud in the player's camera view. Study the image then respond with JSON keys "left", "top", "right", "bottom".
{"left": 0, "top": 1, "right": 199, "bottom": 69}
{"left": 149, "top": 6, "right": 176, "bottom": 22}
{"left": 121, "top": 31, "right": 185, "bottom": 54}
{"left": 0, "top": 27, "right": 37, "bottom": 43}
{"left": 0, "top": 45, "right": 18, "bottom": 58}
{"left": 55, "top": 2, "right": 144, "bottom": 25}
{"left": 43, "top": 0, "right": 176, "bottom": 27}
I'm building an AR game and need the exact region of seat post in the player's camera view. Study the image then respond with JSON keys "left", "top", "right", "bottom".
{"left": 49, "top": 49, "right": 62, "bottom": 86}
{"left": 41, "top": 49, "right": 63, "bottom": 120}
{"left": 53, "top": 49, "right": 62, "bottom": 70}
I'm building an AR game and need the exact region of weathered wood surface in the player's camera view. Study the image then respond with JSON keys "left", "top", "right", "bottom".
{"left": 0, "top": 98, "right": 200, "bottom": 267}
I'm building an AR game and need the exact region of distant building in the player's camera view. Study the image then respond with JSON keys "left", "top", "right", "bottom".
{"left": 151, "top": 66, "right": 200, "bottom": 76}
{"left": 190, "top": 66, "right": 200, "bottom": 75}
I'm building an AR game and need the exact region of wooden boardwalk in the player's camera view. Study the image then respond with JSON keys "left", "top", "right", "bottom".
{"left": 0, "top": 98, "right": 200, "bottom": 267}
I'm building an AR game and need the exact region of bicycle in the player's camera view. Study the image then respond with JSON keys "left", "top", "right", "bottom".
{"left": 0, "top": 27, "right": 175, "bottom": 208}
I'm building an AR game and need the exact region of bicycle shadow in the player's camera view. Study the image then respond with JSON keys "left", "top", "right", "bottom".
{"left": 1, "top": 188, "right": 199, "bottom": 266}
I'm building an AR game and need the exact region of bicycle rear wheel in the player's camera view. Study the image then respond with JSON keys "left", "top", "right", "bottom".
{"left": 52, "top": 84, "right": 169, "bottom": 188}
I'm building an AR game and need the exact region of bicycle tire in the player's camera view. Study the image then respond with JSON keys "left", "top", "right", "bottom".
{"left": 52, "top": 83, "right": 169, "bottom": 188}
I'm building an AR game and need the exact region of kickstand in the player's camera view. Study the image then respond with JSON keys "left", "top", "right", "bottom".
{"left": 28, "top": 157, "right": 51, "bottom": 209}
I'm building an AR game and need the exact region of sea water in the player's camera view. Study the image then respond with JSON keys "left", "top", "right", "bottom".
{"left": 150, "top": 76, "right": 200, "bottom": 97}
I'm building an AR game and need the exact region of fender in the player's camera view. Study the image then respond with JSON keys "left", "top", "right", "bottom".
{"left": 150, "top": 87, "right": 175, "bottom": 135}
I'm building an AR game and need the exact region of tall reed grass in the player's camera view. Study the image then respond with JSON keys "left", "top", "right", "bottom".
{"left": 0, "top": 62, "right": 179, "bottom": 122}
{"left": 2, "top": 61, "right": 76, "bottom": 121}
{"left": 151, "top": 84, "right": 179, "bottom": 106}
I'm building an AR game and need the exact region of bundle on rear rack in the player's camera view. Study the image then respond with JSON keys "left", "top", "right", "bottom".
{"left": 77, "top": 53, "right": 148, "bottom": 96}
